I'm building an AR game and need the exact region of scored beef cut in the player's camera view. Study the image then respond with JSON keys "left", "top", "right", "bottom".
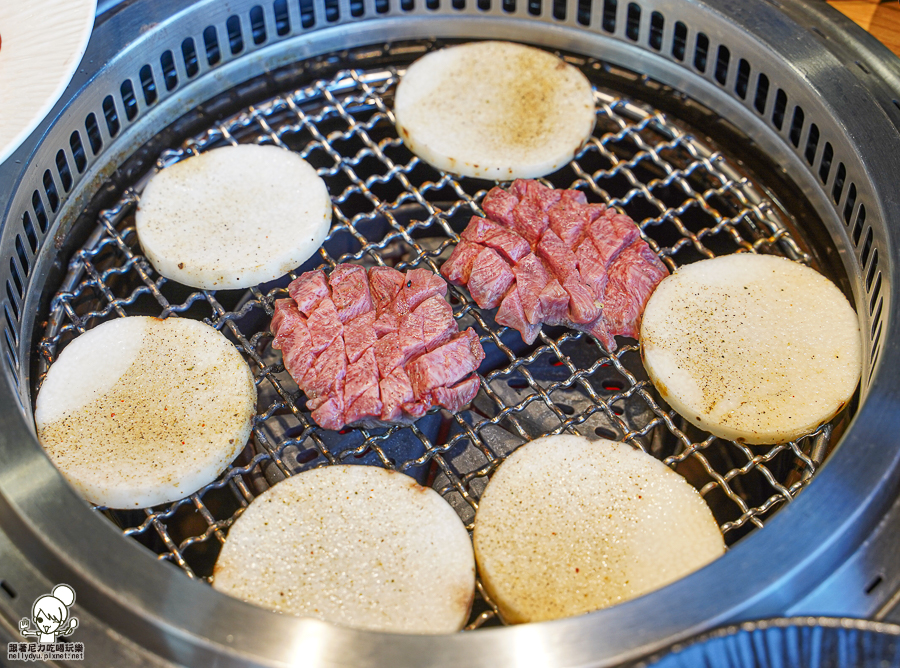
{"left": 441, "top": 179, "right": 668, "bottom": 350}
{"left": 271, "top": 264, "right": 485, "bottom": 431}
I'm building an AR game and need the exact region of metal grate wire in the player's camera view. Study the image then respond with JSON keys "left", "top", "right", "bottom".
{"left": 34, "top": 51, "right": 835, "bottom": 629}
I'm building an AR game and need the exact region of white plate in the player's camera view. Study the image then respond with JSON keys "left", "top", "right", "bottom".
{"left": 0, "top": 0, "right": 97, "bottom": 165}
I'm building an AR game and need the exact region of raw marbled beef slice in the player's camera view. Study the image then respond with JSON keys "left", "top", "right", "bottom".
{"left": 461, "top": 216, "right": 531, "bottom": 263}
{"left": 468, "top": 247, "right": 515, "bottom": 310}
{"left": 329, "top": 264, "right": 373, "bottom": 323}
{"left": 288, "top": 270, "right": 329, "bottom": 316}
{"left": 433, "top": 376, "right": 481, "bottom": 413}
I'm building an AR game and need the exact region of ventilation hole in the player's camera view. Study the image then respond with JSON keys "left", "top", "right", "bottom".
{"left": 833, "top": 162, "right": 846, "bottom": 205}
{"left": 324, "top": 0, "right": 340, "bottom": 20}
{"left": 351, "top": 0, "right": 366, "bottom": 15}
{"left": 611, "top": 405, "right": 624, "bottom": 416}
{"left": 300, "top": 0, "right": 316, "bottom": 26}
{"left": 102, "top": 95, "right": 120, "bottom": 137}
{"left": 376, "top": 0, "right": 389, "bottom": 12}
{"left": 595, "top": 427, "right": 617, "bottom": 439}
{"left": 250, "top": 5, "right": 267, "bottom": 43}
{"left": 139, "top": 65, "right": 157, "bottom": 105}
{"left": 3, "top": 306, "right": 16, "bottom": 343}
{"left": 527, "top": 0, "right": 540, "bottom": 16}
{"left": 754, "top": 73, "right": 769, "bottom": 113}
{"left": 0, "top": 581, "right": 18, "bottom": 600}
{"left": 85, "top": 113, "right": 103, "bottom": 154}
{"left": 182, "top": 37, "right": 200, "bottom": 77}
{"left": 273, "top": 0, "right": 291, "bottom": 33}
{"left": 502, "top": 0, "right": 514, "bottom": 11}
{"left": 553, "top": 0, "right": 565, "bottom": 20}
{"left": 866, "top": 248, "right": 878, "bottom": 291}
{"left": 865, "top": 574, "right": 884, "bottom": 595}
{"left": 672, "top": 21, "right": 687, "bottom": 61}
{"left": 872, "top": 319, "right": 883, "bottom": 355}
{"left": 6, "top": 290, "right": 19, "bottom": 332}
{"left": 771, "top": 89, "right": 787, "bottom": 130}
{"left": 693, "top": 32, "right": 709, "bottom": 72}
{"left": 625, "top": 3, "right": 640, "bottom": 40}
{"left": 804, "top": 123, "right": 819, "bottom": 165}
{"left": 31, "top": 192, "right": 48, "bottom": 233}
{"left": 227, "top": 15, "right": 245, "bottom": 53}
{"left": 856, "top": 60, "right": 870, "bottom": 75}
{"left": 21, "top": 212, "right": 38, "bottom": 253}
{"left": 6, "top": 278, "right": 22, "bottom": 321}
{"left": 577, "top": 0, "right": 592, "bottom": 25}
{"left": 648, "top": 11, "right": 663, "bottom": 49}
{"left": 69, "top": 131, "right": 87, "bottom": 173}
{"left": 507, "top": 378, "right": 529, "bottom": 389}
{"left": 25, "top": 209, "right": 43, "bottom": 246}
{"left": 735, "top": 58, "right": 750, "bottom": 99}
{"left": 4, "top": 351, "right": 20, "bottom": 388}
{"left": 478, "top": 0, "right": 489, "bottom": 10}
{"left": 819, "top": 142, "right": 833, "bottom": 183}
{"left": 3, "top": 330, "right": 16, "bottom": 368}
{"left": 871, "top": 299, "right": 883, "bottom": 338}
{"left": 7, "top": 262, "right": 22, "bottom": 304}
{"left": 42, "top": 171, "right": 59, "bottom": 213}
{"left": 120, "top": 79, "right": 138, "bottom": 121}
{"left": 602, "top": 0, "right": 617, "bottom": 32}
{"left": 870, "top": 273, "right": 882, "bottom": 316}
{"left": 14, "top": 236, "right": 29, "bottom": 275}
{"left": 843, "top": 183, "right": 857, "bottom": 224}
{"left": 601, "top": 379, "right": 624, "bottom": 391}
{"left": 7, "top": 283, "right": 21, "bottom": 319}
{"left": 714, "top": 45, "right": 729, "bottom": 84}
{"left": 55, "top": 150, "right": 73, "bottom": 192}
{"left": 204, "top": 26, "right": 222, "bottom": 64}
{"left": 555, "top": 402, "right": 575, "bottom": 415}
{"left": 787, "top": 105, "right": 804, "bottom": 147}
{"left": 852, "top": 223, "right": 864, "bottom": 252}
{"left": 160, "top": 51, "right": 178, "bottom": 92}
{"left": 860, "top": 226, "right": 873, "bottom": 266}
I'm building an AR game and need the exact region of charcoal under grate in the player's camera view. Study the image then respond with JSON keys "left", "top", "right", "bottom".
{"left": 34, "top": 49, "right": 840, "bottom": 629}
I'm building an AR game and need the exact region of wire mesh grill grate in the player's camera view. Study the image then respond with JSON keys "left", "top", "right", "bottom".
{"left": 34, "top": 51, "right": 836, "bottom": 629}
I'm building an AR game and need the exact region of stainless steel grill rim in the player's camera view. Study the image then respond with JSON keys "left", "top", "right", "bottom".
{"left": 1, "top": 0, "right": 900, "bottom": 666}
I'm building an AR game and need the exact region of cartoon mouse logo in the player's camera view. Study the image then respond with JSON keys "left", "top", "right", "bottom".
{"left": 18, "top": 584, "right": 79, "bottom": 643}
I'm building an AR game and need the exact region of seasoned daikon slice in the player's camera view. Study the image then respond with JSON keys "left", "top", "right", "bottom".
{"left": 473, "top": 436, "right": 724, "bottom": 623}
{"left": 136, "top": 144, "right": 332, "bottom": 290}
{"left": 213, "top": 465, "right": 475, "bottom": 634}
{"left": 641, "top": 253, "right": 862, "bottom": 444}
{"left": 393, "top": 41, "right": 595, "bottom": 180}
{"left": 34, "top": 316, "right": 256, "bottom": 508}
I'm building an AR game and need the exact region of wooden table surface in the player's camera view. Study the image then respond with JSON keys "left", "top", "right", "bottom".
{"left": 828, "top": 0, "right": 900, "bottom": 56}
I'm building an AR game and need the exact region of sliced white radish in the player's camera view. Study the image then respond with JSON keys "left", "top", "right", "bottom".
{"left": 135, "top": 144, "right": 332, "bottom": 290}
{"left": 393, "top": 41, "right": 596, "bottom": 180}
{"left": 640, "top": 254, "right": 862, "bottom": 445}
{"left": 473, "top": 435, "right": 724, "bottom": 623}
{"left": 213, "top": 465, "right": 475, "bottom": 634}
{"left": 35, "top": 316, "right": 256, "bottom": 508}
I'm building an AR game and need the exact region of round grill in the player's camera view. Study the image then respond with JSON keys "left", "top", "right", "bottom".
{"left": 2, "top": 1, "right": 900, "bottom": 666}
{"left": 38, "top": 55, "right": 831, "bottom": 598}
